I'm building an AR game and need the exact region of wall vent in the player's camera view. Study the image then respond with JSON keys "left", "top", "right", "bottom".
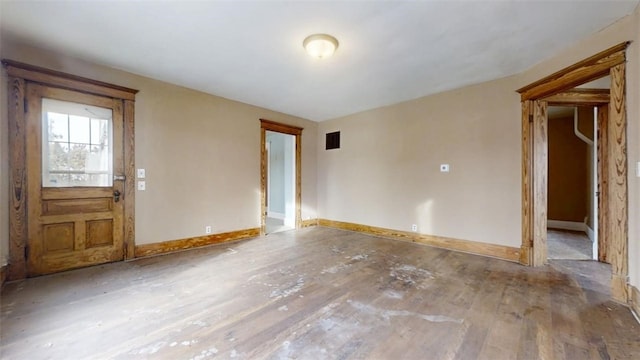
{"left": 325, "top": 131, "right": 340, "bottom": 150}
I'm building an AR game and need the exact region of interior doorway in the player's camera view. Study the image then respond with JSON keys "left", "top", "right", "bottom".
{"left": 265, "top": 131, "right": 296, "bottom": 234}
{"left": 259, "top": 119, "right": 303, "bottom": 235}
{"left": 517, "top": 42, "right": 629, "bottom": 302}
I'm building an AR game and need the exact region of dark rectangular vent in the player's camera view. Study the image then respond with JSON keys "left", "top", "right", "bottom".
{"left": 325, "top": 131, "right": 340, "bottom": 150}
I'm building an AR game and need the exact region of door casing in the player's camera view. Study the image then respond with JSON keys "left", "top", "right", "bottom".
{"left": 517, "top": 43, "right": 630, "bottom": 302}
{"left": 259, "top": 119, "right": 302, "bottom": 235}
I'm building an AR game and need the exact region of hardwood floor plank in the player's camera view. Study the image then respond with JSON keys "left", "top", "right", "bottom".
{"left": 1, "top": 227, "right": 639, "bottom": 359}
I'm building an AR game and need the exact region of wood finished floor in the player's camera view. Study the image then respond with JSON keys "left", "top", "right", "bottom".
{"left": 1, "top": 227, "right": 639, "bottom": 359}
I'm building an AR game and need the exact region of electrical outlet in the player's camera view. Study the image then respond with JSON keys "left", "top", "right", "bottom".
{"left": 205, "top": 226, "right": 212, "bottom": 234}
{"left": 411, "top": 224, "right": 418, "bottom": 232}
{"left": 440, "top": 164, "right": 450, "bottom": 172}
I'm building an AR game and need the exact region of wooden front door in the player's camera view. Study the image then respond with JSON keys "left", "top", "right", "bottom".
{"left": 25, "top": 83, "right": 125, "bottom": 276}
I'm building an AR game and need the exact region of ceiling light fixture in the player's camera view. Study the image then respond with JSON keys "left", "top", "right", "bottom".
{"left": 303, "top": 34, "right": 339, "bottom": 59}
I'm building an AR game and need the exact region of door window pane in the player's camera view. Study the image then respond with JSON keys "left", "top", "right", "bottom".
{"left": 47, "top": 112, "right": 69, "bottom": 142}
{"left": 42, "top": 98, "right": 113, "bottom": 187}
{"left": 69, "top": 115, "right": 90, "bottom": 143}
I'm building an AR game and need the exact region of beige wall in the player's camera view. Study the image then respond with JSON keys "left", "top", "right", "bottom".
{"left": 318, "top": 75, "right": 522, "bottom": 247}
{"left": 548, "top": 115, "right": 589, "bottom": 223}
{"left": 0, "top": 38, "right": 318, "bottom": 258}
{"left": 318, "top": 6, "right": 640, "bottom": 291}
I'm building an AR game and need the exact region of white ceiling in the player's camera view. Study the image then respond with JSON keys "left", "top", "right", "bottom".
{"left": 1, "top": 1, "right": 638, "bottom": 121}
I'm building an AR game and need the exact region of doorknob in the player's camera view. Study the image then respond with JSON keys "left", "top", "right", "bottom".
{"left": 113, "top": 190, "right": 121, "bottom": 202}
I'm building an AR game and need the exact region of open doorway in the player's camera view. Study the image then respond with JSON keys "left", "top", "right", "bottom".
{"left": 547, "top": 106, "right": 597, "bottom": 261}
{"left": 517, "top": 42, "right": 629, "bottom": 302}
{"left": 259, "top": 119, "right": 303, "bottom": 235}
{"left": 265, "top": 131, "right": 296, "bottom": 234}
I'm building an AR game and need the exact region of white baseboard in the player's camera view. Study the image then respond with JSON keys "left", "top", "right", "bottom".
{"left": 547, "top": 220, "right": 587, "bottom": 233}
{"left": 586, "top": 225, "right": 595, "bottom": 242}
{"left": 267, "top": 211, "right": 285, "bottom": 220}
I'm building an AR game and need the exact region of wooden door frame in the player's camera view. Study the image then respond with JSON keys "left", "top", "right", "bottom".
{"left": 596, "top": 104, "right": 609, "bottom": 263}
{"left": 260, "top": 119, "right": 303, "bottom": 235}
{"left": 516, "top": 42, "right": 630, "bottom": 302}
{"left": 3, "top": 60, "right": 138, "bottom": 281}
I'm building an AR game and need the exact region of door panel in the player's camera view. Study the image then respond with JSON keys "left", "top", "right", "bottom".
{"left": 26, "top": 83, "right": 125, "bottom": 276}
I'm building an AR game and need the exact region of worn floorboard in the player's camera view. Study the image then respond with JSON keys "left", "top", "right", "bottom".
{"left": 1, "top": 227, "right": 639, "bottom": 359}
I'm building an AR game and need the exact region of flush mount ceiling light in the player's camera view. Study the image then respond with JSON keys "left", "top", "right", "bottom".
{"left": 303, "top": 34, "right": 339, "bottom": 59}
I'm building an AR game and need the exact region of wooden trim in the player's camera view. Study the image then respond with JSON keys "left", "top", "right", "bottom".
{"left": 629, "top": 285, "right": 640, "bottom": 321}
{"left": 543, "top": 88, "right": 610, "bottom": 106}
{"left": 7, "top": 76, "right": 27, "bottom": 281}
{"left": 111, "top": 98, "right": 125, "bottom": 262}
{"left": 520, "top": 100, "right": 533, "bottom": 265}
{"left": 260, "top": 128, "right": 267, "bottom": 235}
{"left": 597, "top": 104, "right": 609, "bottom": 263}
{"left": 520, "top": 52, "right": 623, "bottom": 101}
{"left": 260, "top": 119, "right": 303, "bottom": 234}
{"left": 260, "top": 119, "right": 303, "bottom": 136}
{"left": 295, "top": 133, "right": 302, "bottom": 229}
{"left": 517, "top": 42, "right": 628, "bottom": 100}
{"left": 25, "top": 83, "right": 43, "bottom": 277}
{"left": 532, "top": 100, "right": 548, "bottom": 266}
{"left": 123, "top": 100, "right": 136, "bottom": 260}
{"left": 318, "top": 219, "right": 520, "bottom": 263}
{"left": 301, "top": 218, "right": 319, "bottom": 228}
{"left": 134, "top": 228, "right": 260, "bottom": 258}
{"left": 2, "top": 60, "right": 138, "bottom": 100}
{"left": 608, "top": 63, "right": 628, "bottom": 303}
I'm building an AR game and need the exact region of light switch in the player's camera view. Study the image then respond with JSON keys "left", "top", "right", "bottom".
{"left": 137, "top": 168, "right": 146, "bottom": 178}
{"left": 137, "top": 181, "right": 146, "bottom": 191}
{"left": 440, "top": 164, "right": 450, "bottom": 172}
{"left": 636, "top": 161, "right": 640, "bottom": 177}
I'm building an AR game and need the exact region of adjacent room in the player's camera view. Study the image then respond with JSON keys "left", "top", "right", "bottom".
{"left": 1, "top": 1, "right": 640, "bottom": 359}
{"left": 547, "top": 105, "right": 595, "bottom": 261}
